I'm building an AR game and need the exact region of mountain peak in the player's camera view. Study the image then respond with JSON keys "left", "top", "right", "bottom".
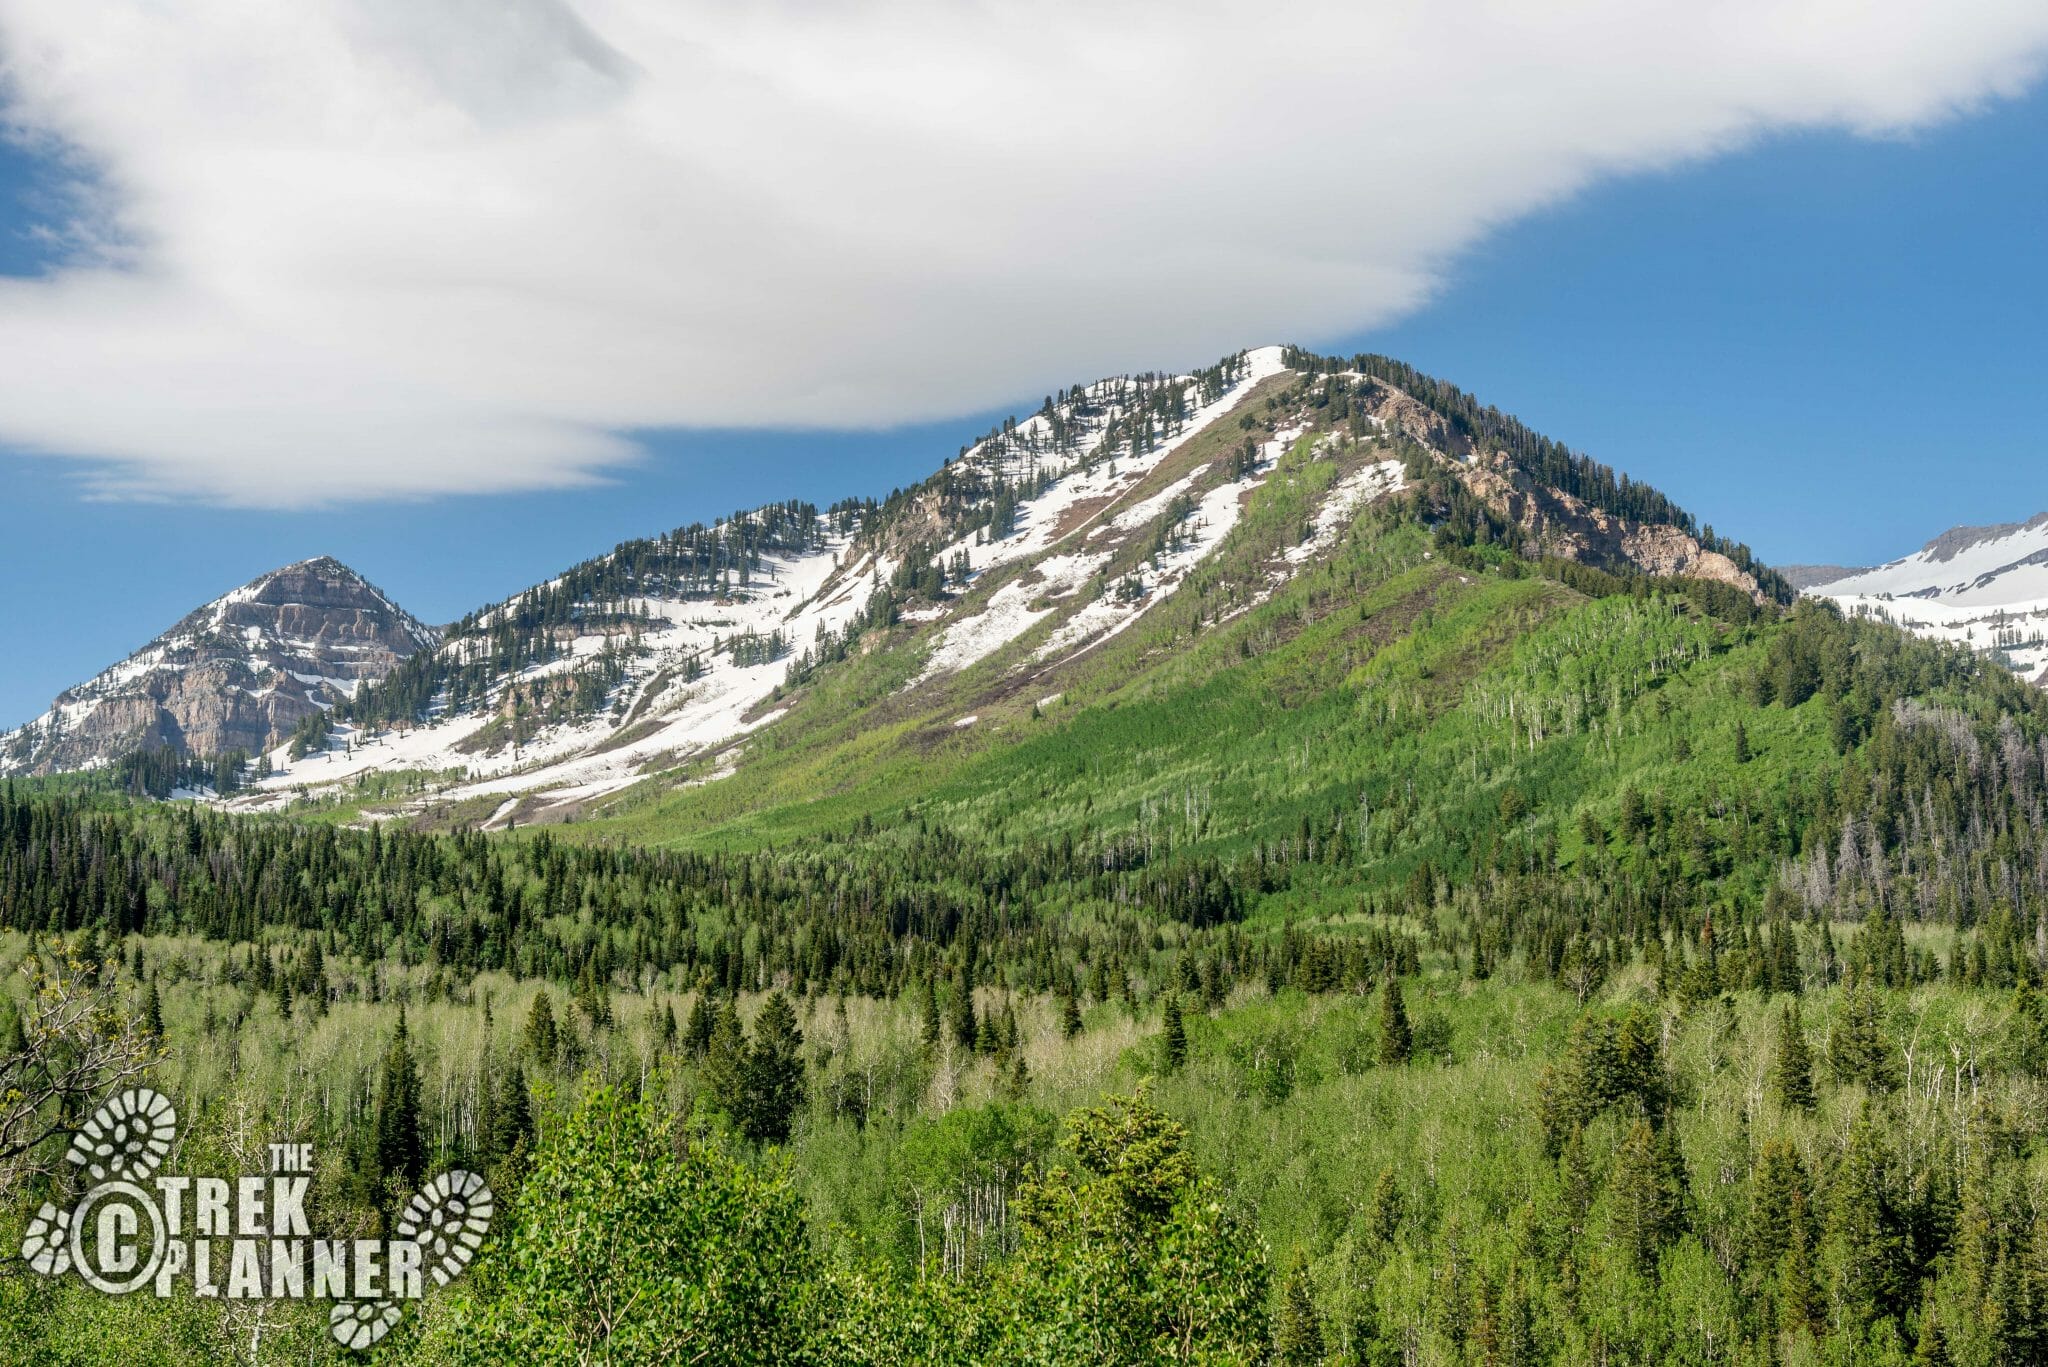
{"left": 1, "top": 558, "right": 436, "bottom": 777}
{"left": 1799, "top": 511, "right": 2048, "bottom": 688}
{"left": 1917, "top": 511, "right": 2048, "bottom": 564}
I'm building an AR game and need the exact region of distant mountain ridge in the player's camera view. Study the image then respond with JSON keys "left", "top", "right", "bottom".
{"left": 0, "top": 557, "right": 436, "bottom": 777}
{"left": 1778, "top": 564, "right": 1869, "bottom": 592}
{"left": 1799, "top": 513, "right": 2048, "bottom": 687}
{"left": 224, "top": 344, "right": 1780, "bottom": 827}
{"left": 4, "top": 345, "right": 1791, "bottom": 815}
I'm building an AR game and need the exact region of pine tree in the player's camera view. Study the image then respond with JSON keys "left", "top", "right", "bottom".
{"left": 1829, "top": 984, "right": 1899, "bottom": 1093}
{"left": 950, "top": 971, "right": 978, "bottom": 1051}
{"left": 1273, "top": 1253, "right": 1326, "bottom": 1365}
{"left": 1060, "top": 991, "right": 1084, "bottom": 1039}
{"left": 1779, "top": 1191, "right": 1821, "bottom": 1339}
{"left": 1160, "top": 993, "right": 1188, "bottom": 1073}
{"left": 476, "top": 1055, "right": 500, "bottom": 1163}
{"left": 1771, "top": 1005, "right": 1817, "bottom": 1111}
{"left": 1608, "top": 1118, "right": 1685, "bottom": 1274}
{"left": 701, "top": 999, "right": 748, "bottom": 1120}
{"left": 2010, "top": 983, "right": 2047, "bottom": 1076}
{"left": 1557, "top": 1128, "right": 1593, "bottom": 1240}
{"left": 684, "top": 993, "right": 715, "bottom": 1057}
{"left": 1827, "top": 1107, "right": 1908, "bottom": 1333}
{"left": 920, "top": 978, "right": 942, "bottom": 1048}
{"left": 493, "top": 1062, "right": 533, "bottom": 1159}
{"left": 740, "top": 991, "right": 806, "bottom": 1145}
{"left": 140, "top": 980, "right": 163, "bottom": 1038}
{"left": 524, "top": 991, "right": 559, "bottom": 1062}
{"left": 1747, "top": 1141, "right": 1810, "bottom": 1278}
{"left": 574, "top": 961, "right": 612, "bottom": 1030}
{"left": 1914, "top": 1296, "right": 1952, "bottom": 1366}
{"left": 374, "top": 1009, "right": 424, "bottom": 1191}
{"left": 1365, "top": 1167, "right": 1402, "bottom": 1253}
{"left": 1378, "top": 976, "right": 1412, "bottom": 1066}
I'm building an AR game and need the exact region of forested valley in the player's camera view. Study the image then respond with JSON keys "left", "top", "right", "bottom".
{"left": 8, "top": 360, "right": 2048, "bottom": 1365}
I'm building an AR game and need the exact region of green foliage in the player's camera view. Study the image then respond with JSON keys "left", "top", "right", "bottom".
{"left": 1001, "top": 1091, "right": 1271, "bottom": 1364}
{"left": 430, "top": 1084, "right": 822, "bottom": 1365}
{"left": 1161, "top": 993, "right": 1188, "bottom": 1074}
{"left": 1606, "top": 1118, "right": 1687, "bottom": 1275}
{"left": 740, "top": 990, "right": 806, "bottom": 1144}
{"left": 12, "top": 349, "right": 2048, "bottom": 1363}
{"left": 1829, "top": 983, "right": 1900, "bottom": 1094}
{"left": 1272, "top": 1253, "right": 1326, "bottom": 1365}
{"left": 372, "top": 1009, "right": 424, "bottom": 1192}
{"left": 1771, "top": 1003, "right": 1817, "bottom": 1111}
{"left": 1377, "top": 976, "right": 1411, "bottom": 1066}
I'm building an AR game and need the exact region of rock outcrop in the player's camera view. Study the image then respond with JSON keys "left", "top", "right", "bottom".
{"left": 1458, "top": 454, "right": 1764, "bottom": 599}
{"left": 0, "top": 558, "right": 435, "bottom": 776}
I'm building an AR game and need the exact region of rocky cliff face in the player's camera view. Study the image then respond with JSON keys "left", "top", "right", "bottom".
{"left": 1458, "top": 454, "right": 1765, "bottom": 598}
{"left": 0, "top": 558, "right": 435, "bottom": 776}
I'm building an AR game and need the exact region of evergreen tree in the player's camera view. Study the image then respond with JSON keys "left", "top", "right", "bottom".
{"left": 374, "top": 1009, "right": 424, "bottom": 1191}
{"left": 1160, "top": 993, "right": 1188, "bottom": 1073}
{"left": 140, "top": 980, "right": 163, "bottom": 1039}
{"left": 1830, "top": 984, "right": 1899, "bottom": 1093}
{"left": 740, "top": 991, "right": 806, "bottom": 1145}
{"left": 1779, "top": 1191, "right": 1822, "bottom": 1339}
{"left": 1060, "top": 991, "right": 1084, "bottom": 1039}
{"left": 524, "top": 991, "right": 560, "bottom": 1062}
{"left": 684, "top": 994, "right": 715, "bottom": 1057}
{"left": 1914, "top": 1296, "right": 1952, "bottom": 1366}
{"left": 2009, "top": 982, "right": 2048, "bottom": 1076}
{"left": 1827, "top": 1108, "right": 1909, "bottom": 1334}
{"left": 701, "top": 999, "right": 748, "bottom": 1120}
{"left": 493, "top": 1061, "right": 534, "bottom": 1160}
{"left": 1746, "top": 1141, "right": 1811, "bottom": 1280}
{"left": 1273, "top": 1253, "right": 1326, "bottom": 1365}
{"left": 1772, "top": 1004, "right": 1817, "bottom": 1111}
{"left": 1608, "top": 1118, "right": 1685, "bottom": 1274}
{"left": 1378, "top": 976, "right": 1412, "bottom": 1066}
{"left": 1365, "top": 1167, "right": 1402, "bottom": 1254}
{"left": 950, "top": 971, "right": 978, "bottom": 1051}
{"left": 920, "top": 978, "right": 942, "bottom": 1048}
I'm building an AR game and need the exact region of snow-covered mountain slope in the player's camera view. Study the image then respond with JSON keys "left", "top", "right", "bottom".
{"left": 0, "top": 557, "right": 436, "bottom": 776}
{"left": 7, "top": 343, "right": 1780, "bottom": 820}
{"left": 1802, "top": 513, "right": 2048, "bottom": 687}
{"left": 234, "top": 348, "right": 1299, "bottom": 824}
{"left": 212, "top": 343, "right": 1772, "bottom": 828}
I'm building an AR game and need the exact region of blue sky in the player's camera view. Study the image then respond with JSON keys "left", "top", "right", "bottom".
{"left": 3, "top": 80, "right": 2046, "bottom": 728}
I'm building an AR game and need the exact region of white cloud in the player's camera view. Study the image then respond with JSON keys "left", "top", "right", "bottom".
{"left": 0, "top": 0, "right": 2043, "bottom": 506}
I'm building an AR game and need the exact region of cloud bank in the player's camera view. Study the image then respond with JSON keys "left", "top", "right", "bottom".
{"left": 0, "top": 0, "right": 2044, "bottom": 506}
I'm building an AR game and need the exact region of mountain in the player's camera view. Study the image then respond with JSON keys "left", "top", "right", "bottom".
{"left": 1799, "top": 512, "right": 2048, "bottom": 687}
{"left": 16, "top": 350, "right": 2048, "bottom": 1366}
{"left": 196, "top": 344, "right": 1783, "bottom": 828}
{"left": 0, "top": 556, "right": 436, "bottom": 778}
{"left": 1777, "top": 563, "right": 1869, "bottom": 591}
